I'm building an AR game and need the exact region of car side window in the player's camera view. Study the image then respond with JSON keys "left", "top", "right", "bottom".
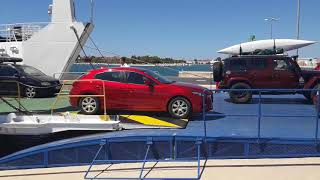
{"left": 126, "top": 72, "right": 147, "bottom": 85}
{"left": 251, "top": 59, "right": 267, "bottom": 69}
{"left": 0, "top": 66, "right": 17, "bottom": 76}
{"left": 273, "top": 59, "right": 289, "bottom": 70}
{"left": 95, "top": 71, "right": 122, "bottom": 82}
{"left": 229, "top": 59, "right": 247, "bottom": 71}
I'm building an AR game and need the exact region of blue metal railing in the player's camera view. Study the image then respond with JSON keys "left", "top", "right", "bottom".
{"left": 202, "top": 88, "right": 320, "bottom": 143}
{"left": 0, "top": 88, "right": 319, "bottom": 179}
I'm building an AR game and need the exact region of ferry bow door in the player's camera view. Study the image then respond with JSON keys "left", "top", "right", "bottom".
{"left": 270, "top": 59, "right": 300, "bottom": 89}
{"left": 95, "top": 71, "right": 129, "bottom": 110}
{"left": 124, "top": 72, "right": 164, "bottom": 111}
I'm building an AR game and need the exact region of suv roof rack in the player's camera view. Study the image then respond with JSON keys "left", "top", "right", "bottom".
{"left": 0, "top": 57, "right": 23, "bottom": 64}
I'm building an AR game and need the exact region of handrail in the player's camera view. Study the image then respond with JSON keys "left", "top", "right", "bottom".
{"left": 202, "top": 88, "right": 320, "bottom": 143}
{"left": 52, "top": 71, "right": 87, "bottom": 79}
{"left": 0, "top": 80, "right": 21, "bottom": 110}
{"left": 50, "top": 79, "right": 107, "bottom": 119}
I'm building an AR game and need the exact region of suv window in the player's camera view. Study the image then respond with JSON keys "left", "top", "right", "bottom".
{"left": 229, "top": 59, "right": 247, "bottom": 71}
{"left": 251, "top": 59, "right": 267, "bottom": 69}
{"left": 0, "top": 66, "right": 17, "bottom": 76}
{"left": 126, "top": 72, "right": 146, "bottom": 85}
{"left": 273, "top": 59, "right": 290, "bottom": 70}
{"left": 95, "top": 71, "right": 122, "bottom": 82}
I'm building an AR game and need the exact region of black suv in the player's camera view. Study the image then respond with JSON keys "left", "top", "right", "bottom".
{"left": 213, "top": 55, "right": 320, "bottom": 103}
{"left": 0, "top": 58, "right": 61, "bottom": 98}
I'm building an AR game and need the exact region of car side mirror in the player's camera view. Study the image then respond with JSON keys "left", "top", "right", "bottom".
{"left": 144, "top": 79, "right": 153, "bottom": 86}
{"left": 13, "top": 73, "right": 20, "bottom": 78}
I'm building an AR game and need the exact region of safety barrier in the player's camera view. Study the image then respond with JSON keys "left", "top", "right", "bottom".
{"left": 0, "top": 80, "right": 23, "bottom": 111}
{"left": 202, "top": 89, "right": 320, "bottom": 142}
{"left": 0, "top": 80, "right": 61, "bottom": 114}
{"left": 0, "top": 88, "right": 320, "bottom": 179}
{"left": 51, "top": 79, "right": 107, "bottom": 118}
{"left": 52, "top": 72, "right": 87, "bottom": 79}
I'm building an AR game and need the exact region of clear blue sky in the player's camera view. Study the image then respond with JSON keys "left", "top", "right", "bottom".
{"left": 1, "top": 0, "right": 319, "bottom": 60}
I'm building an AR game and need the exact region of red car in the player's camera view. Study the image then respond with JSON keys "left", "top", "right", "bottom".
{"left": 69, "top": 67, "right": 213, "bottom": 118}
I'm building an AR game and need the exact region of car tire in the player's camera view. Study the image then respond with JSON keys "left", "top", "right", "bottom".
{"left": 24, "top": 87, "right": 37, "bottom": 98}
{"left": 79, "top": 97, "right": 100, "bottom": 115}
{"left": 213, "top": 61, "right": 223, "bottom": 82}
{"left": 229, "top": 82, "right": 252, "bottom": 104}
{"left": 168, "top": 97, "right": 191, "bottom": 119}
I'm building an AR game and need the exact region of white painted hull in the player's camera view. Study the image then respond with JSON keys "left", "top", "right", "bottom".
{"left": 218, "top": 39, "right": 316, "bottom": 55}
{"left": 0, "top": 114, "right": 120, "bottom": 135}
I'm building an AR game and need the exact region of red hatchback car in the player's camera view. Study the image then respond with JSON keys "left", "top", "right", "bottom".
{"left": 69, "top": 67, "right": 212, "bottom": 118}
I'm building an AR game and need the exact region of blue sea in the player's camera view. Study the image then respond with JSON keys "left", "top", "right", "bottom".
{"left": 71, "top": 64, "right": 211, "bottom": 77}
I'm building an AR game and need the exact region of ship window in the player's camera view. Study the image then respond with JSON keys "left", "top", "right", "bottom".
{"left": 95, "top": 72, "right": 122, "bottom": 82}
{"left": 126, "top": 72, "right": 146, "bottom": 85}
{"left": 229, "top": 59, "right": 247, "bottom": 71}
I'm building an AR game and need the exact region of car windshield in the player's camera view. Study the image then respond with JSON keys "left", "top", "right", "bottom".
{"left": 143, "top": 69, "right": 174, "bottom": 84}
{"left": 19, "top": 66, "right": 45, "bottom": 76}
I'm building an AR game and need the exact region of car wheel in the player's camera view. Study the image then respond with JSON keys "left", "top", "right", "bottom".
{"left": 25, "top": 87, "right": 36, "bottom": 98}
{"left": 168, "top": 97, "right": 191, "bottom": 119}
{"left": 229, "top": 82, "right": 252, "bottom": 104}
{"left": 79, "top": 97, "right": 100, "bottom": 115}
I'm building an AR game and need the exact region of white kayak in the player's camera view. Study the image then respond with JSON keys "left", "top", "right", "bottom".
{"left": 218, "top": 39, "right": 316, "bottom": 55}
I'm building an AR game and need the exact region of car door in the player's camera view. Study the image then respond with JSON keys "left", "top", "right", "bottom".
{"left": 270, "top": 58, "right": 300, "bottom": 89}
{"left": 94, "top": 70, "right": 129, "bottom": 110}
{"left": 248, "top": 57, "right": 273, "bottom": 88}
{"left": 124, "top": 71, "right": 164, "bottom": 111}
{"left": 0, "top": 65, "right": 20, "bottom": 96}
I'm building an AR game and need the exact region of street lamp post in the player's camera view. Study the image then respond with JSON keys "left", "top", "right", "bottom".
{"left": 296, "top": 0, "right": 301, "bottom": 56}
{"left": 264, "top": 17, "right": 280, "bottom": 39}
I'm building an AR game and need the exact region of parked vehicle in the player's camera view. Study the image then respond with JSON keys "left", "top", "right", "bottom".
{"left": 213, "top": 55, "right": 320, "bottom": 103}
{"left": 0, "top": 57, "right": 61, "bottom": 98}
{"left": 69, "top": 67, "right": 213, "bottom": 118}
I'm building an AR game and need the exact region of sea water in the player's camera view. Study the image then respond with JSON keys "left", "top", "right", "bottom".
{"left": 70, "top": 63, "right": 212, "bottom": 77}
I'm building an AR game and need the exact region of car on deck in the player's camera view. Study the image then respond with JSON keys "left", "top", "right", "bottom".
{"left": 69, "top": 67, "right": 213, "bottom": 118}
{"left": 0, "top": 57, "right": 61, "bottom": 98}
{"left": 213, "top": 55, "right": 320, "bottom": 103}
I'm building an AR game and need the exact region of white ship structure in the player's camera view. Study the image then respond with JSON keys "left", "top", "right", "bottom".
{"left": 0, "top": 0, "right": 94, "bottom": 79}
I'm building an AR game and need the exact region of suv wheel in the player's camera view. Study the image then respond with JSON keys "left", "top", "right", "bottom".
{"left": 229, "top": 83, "right": 252, "bottom": 103}
{"left": 213, "top": 61, "right": 223, "bottom": 82}
{"left": 79, "top": 97, "right": 100, "bottom": 115}
{"left": 25, "top": 87, "right": 36, "bottom": 98}
{"left": 168, "top": 97, "right": 191, "bottom": 119}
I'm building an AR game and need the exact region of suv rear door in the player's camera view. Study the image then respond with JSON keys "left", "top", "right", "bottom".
{"left": 248, "top": 57, "right": 271, "bottom": 88}
{"left": 270, "top": 57, "right": 300, "bottom": 89}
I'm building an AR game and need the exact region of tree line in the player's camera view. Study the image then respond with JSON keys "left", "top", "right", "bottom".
{"left": 77, "top": 55, "right": 186, "bottom": 64}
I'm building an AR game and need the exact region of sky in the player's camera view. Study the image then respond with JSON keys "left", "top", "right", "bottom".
{"left": 1, "top": 0, "right": 319, "bottom": 60}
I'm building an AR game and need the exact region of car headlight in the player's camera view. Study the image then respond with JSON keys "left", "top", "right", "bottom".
{"left": 41, "top": 82, "right": 51, "bottom": 86}
{"left": 192, "top": 91, "right": 203, "bottom": 96}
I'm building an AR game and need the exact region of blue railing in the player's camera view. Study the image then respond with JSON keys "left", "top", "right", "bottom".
{"left": 202, "top": 88, "right": 320, "bottom": 142}
{"left": 0, "top": 88, "right": 319, "bottom": 179}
